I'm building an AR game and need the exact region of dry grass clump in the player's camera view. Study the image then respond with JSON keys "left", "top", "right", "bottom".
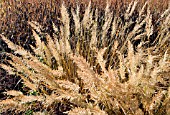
{"left": 0, "top": 1, "right": 170, "bottom": 114}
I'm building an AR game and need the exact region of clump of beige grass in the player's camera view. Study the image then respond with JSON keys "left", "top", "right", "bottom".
{"left": 0, "top": 1, "right": 170, "bottom": 114}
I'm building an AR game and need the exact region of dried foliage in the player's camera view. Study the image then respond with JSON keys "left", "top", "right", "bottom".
{"left": 0, "top": 1, "right": 170, "bottom": 114}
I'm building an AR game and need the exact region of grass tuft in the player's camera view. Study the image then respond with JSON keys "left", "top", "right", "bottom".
{"left": 0, "top": 0, "right": 170, "bottom": 114}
